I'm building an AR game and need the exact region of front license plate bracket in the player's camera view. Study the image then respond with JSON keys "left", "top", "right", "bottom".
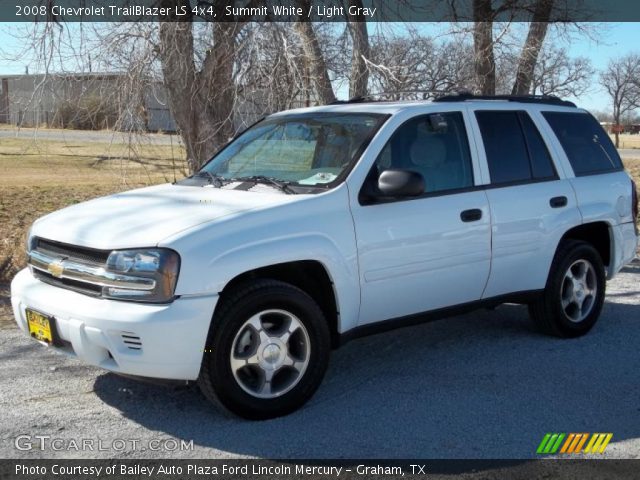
{"left": 25, "top": 308, "right": 60, "bottom": 346}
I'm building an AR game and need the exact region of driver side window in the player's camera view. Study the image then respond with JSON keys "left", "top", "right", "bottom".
{"left": 371, "top": 112, "right": 474, "bottom": 195}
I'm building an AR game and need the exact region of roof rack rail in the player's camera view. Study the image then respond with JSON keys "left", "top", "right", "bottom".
{"left": 329, "top": 90, "right": 452, "bottom": 105}
{"left": 434, "top": 93, "right": 576, "bottom": 108}
{"left": 329, "top": 96, "right": 367, "bottom": 105}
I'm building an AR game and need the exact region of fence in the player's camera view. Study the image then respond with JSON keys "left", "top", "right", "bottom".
{"left": 0, "top": 107, "right": 176, "bottom": 131}
{"left": 0, "top": 110, "right": 56, "bottom": 127}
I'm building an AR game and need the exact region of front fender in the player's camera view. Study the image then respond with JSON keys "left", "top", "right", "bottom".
{"left": 161, "top": 187, "right": 361, "bottom": 333}
{"left": 206, "top": 234, "right": 359, "bottom": 333}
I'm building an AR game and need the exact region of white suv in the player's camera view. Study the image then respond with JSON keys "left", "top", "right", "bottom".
{"left": 11, "top": 94, "right": 639, "bottom": 419}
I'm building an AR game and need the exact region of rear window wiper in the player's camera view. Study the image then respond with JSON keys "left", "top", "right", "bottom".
{"left": 233, "top": 175, "right": 297, "bottom": 194}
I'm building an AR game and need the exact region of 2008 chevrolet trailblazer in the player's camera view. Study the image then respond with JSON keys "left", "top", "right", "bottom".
{"left": 11, "top": 94, "right": 638, "bottom": 419}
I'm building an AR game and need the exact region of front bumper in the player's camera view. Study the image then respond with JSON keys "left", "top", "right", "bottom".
{"left": 10, "top": 268, "right": 218, "bottom": 380}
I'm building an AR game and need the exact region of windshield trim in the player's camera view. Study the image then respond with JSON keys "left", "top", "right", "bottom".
{"left": 198, "top": 111, "right": 391, "bottom": 191}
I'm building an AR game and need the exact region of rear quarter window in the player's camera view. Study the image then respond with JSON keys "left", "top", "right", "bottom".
{"left": 542, "top": 112, "right": 623, "bottom": 176}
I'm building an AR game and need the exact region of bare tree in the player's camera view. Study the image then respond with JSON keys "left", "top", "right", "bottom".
{"left": 472, "top": 0, "right": 497, "bottom": 95}
{"left": 451, "top": 0, "right": 598, "bottom": 96}
{"left": 497, "top": 45, "right": 593, "bottom": 97}
{"left": 294, "top": 21, "right": 336, "bottom": 104}
{"left": 157, "top": 1, "right": 249, "bottom": 172}
{"left": 530, "top": 47, "right": 593, "bottom": 97}
{"left": 234, "top": 23, "right": 319, "bottom": 115}
{"left": 511, "top": 0, "right": 554, "bottom": 94}
{"left": 294, "top": 0, "right": 337, "bottom": 104}
{"left": 368, "top": 34, "right": 474, "bottom": 97}
{"left": 599, "top": 54, "right": 640, "bottom": 147}
{"left": 345, "top": 0, "right": 370, "bottom": 98}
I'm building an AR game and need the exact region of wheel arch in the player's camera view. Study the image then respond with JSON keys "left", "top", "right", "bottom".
{"left": 218, "top": 260, "right": 342, "bottom": 348}
{"left": 558, "top": 221, "right": 612, "bottom": 269}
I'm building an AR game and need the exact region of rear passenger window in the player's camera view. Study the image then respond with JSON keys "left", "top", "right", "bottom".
{"left": 476, "top": 111, "right": 558, "bottom": 184}
{"left": 475, "top": 111, "right": 532, "bottom": 184}
{"left": 542, "top": 112, "right": 623, "bottom": 175}
{"left": 519, "top": 112, "right": 556, "bottom": 179}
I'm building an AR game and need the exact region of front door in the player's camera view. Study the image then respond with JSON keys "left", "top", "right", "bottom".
{"left": 350, "top": 110, "right": 491, "bottom": 325}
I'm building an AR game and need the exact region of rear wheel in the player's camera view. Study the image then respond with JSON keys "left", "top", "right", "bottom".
{"left": 198, "top": 279, "right": 330, "bottom": 419}
{"left": 529, "top": 240, "right": 606, "bottom": 338}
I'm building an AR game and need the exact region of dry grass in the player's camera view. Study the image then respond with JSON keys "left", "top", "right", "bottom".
{"left": 0, "top": 136, "right": 187, "bottom": 282}
{"left": 613, "top": 134, "right": 640, "bottom": 150}
{"left": 624, "top": 158, "right": 640, "bottom": 185}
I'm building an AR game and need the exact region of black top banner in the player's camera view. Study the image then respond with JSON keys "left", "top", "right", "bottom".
{"left": 3, "top": 0, "right": 640, "bottom": 22}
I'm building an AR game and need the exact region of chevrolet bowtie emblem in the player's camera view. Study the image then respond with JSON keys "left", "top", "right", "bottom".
{"left": 47, "top": 259, "right": 65, "bottom": 278}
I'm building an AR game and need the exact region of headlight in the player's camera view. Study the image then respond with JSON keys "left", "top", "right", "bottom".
{"left": 103, "top": 248, "right": 180, "bottom": 303}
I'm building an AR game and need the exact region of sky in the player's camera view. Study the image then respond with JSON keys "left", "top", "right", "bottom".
{"left": 0, "top": 22, "right": 638, "bottom": 113}
{"left": 560, "top": 23, "right": 640, "bottom": 112}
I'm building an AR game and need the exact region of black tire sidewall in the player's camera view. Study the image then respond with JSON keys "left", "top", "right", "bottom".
{"left": 547, "top": 242, "right": 606, "bottom": 337}
{"left": 205, "top": 283, "right": 330, "bottom": 419}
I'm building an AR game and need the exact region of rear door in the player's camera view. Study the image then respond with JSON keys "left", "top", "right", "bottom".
{"left": 349, "top": 109, "right": 491, "bottom": 325}
{"left": 469, "top": 108, "right": 582, "bottom": 298}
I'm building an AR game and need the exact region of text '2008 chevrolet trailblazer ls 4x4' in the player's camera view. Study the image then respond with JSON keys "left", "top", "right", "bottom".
{"left": 11, "top": 94, "right": 639, "bottom": 419}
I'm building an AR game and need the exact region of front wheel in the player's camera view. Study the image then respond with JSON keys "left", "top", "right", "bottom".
{"left": 198, "top": 280, "right": 330, "bottom": 419}
{"left": 529, "top": 240, "right": 606, "bottom": 338}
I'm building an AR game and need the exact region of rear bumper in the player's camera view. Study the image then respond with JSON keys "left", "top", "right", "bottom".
{"left": 10, "top": 268, "right": 218, "bottom": 380}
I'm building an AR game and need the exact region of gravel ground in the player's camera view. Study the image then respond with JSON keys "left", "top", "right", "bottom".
{"left": 0, "top": 261, "right": 638, "bottom": 460}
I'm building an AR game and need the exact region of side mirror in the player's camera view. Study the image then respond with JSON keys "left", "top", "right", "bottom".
{"left": 378, "top": 169, "right": 425, "bottom": 197}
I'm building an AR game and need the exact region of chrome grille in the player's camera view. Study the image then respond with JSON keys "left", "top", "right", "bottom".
{"left": 28, "top": 237, "right": 155, "bottom": 297}
{"left": 35, "top": 238, "right": 110, "bottom": 265}
{"left": 33, "top": 269, "right": 102, "bottom": 296}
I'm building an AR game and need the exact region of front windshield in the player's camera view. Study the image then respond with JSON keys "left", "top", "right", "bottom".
{"left": 201, "top": 113, "right": 386, "bottom": 187}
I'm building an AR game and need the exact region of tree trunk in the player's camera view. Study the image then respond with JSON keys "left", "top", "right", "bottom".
{"left": 294, "top": 8, "right": 336, "bottom": 104}
{"left": 511, "top": 0, "right": 554, "bottom": 95}
{"left": 158, "top": 12, "right": 236, "bottom": 173}
{"left": 346, "top": 0, "right": 370, "bottom": 98}
{"left": 473, "top": 0, "right": 496, "bottom": 95}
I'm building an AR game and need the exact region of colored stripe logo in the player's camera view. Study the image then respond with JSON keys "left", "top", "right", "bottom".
{"left": 537, "top": 433, "right": 612, "bottom": 454}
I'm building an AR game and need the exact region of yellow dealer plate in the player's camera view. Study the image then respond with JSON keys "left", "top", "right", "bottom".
{"left": 26, "top": 308, "right": 54, "bottom": 344}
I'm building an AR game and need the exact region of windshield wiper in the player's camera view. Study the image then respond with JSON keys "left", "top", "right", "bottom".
{"left": 195, "top": 171, "right": 226, "bottom": 188}
{"left": 233, "top": 175, "right": 297, "bottom": 195}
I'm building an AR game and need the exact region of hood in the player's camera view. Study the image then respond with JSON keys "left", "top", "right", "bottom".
{"left": 31, "top": 183, "right": 299, "bottom": 250}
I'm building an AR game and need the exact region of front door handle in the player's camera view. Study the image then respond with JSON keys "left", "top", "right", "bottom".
{"left": 460, "top": 208, "right": 483, "bottom": 222}
{"left": 550, "top": 196, "right": 568, "bottom": 208}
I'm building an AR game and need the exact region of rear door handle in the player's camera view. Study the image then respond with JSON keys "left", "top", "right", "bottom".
{"left": 460, "top": 208, "right": 483, "bottom": 222}
{"left": 550, "top": 196, "right": 568, "bottom": 208}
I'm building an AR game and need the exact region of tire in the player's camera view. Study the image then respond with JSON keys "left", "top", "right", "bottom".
{"left": 198, "top": 279, "right": 330, "bottom": 420}
{"left": 529, "top": 239, "right": 606, "bottom": 338}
